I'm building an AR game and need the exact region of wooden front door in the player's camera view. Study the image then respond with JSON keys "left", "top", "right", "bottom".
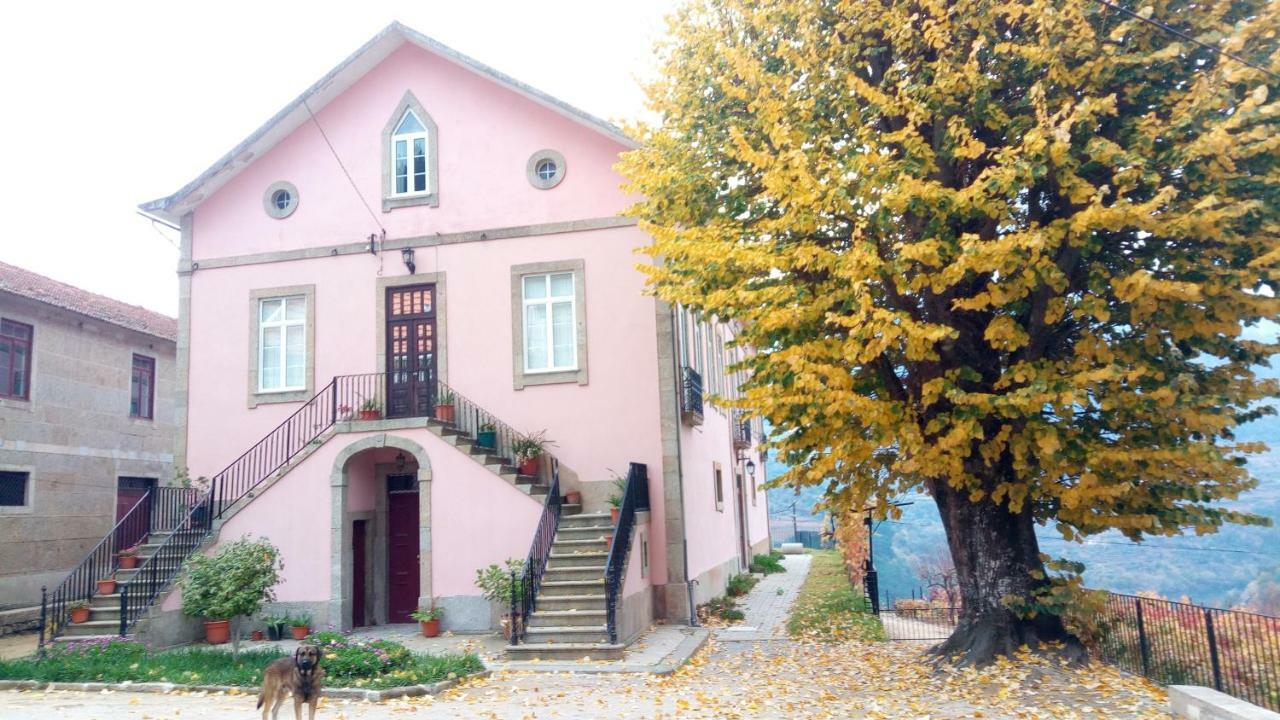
{"left": 352, "top": 519, "right": 368, "bottom": 627}
{"left": 385, "top": 285, "right": 437, "bottom": 419}
{"left": 386, "top": 476, "right": 420, "bottom": 623}
{"left": 116, "top": 477, "right": 155, "bottom": 550}
{"left": 734, "top": 473, "right": 750, "bottom": 569}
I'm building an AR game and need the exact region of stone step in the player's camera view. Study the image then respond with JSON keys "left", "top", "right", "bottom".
{"left": 504, "top": 642, "right": 624, "bottom": 662}
{"left": 559, "top": 513, "right": 612, "bottom": 529}
{"left": 522, "top": 626, "right": 611, "bottom": 644}
{"left": 547, "top": 551, "right": 609, "bottom": 569}
{"left": 528, "top": 610, "right": 606, "bottom": 628}
{"left": 555, "top": 525, "right": 614, "bottom": 539}
{"left": 516, "top": 483, "right": 550, "bottom": 496}
{"left": 51, "top": 633, "right": 123, "bottom": 644}
{"left": 536, "top": 594, "right": 606, "bottom": 612}
{"left": 543, "top": 565, "right": 606, "bottom": 583}
{"left": 115, "top": 565, "right": 182, "bottom": 581}
{"left": 61, "top": 620, "right": 122, "bottom": 636}
{"left": 552, "top": 538, "right": 610, "bottom": 551}
{"left": 539, "top": 579, "right": 605, "bottom": 597}
{"left": 560, "top": 503, "right": 582, "bottom": 516}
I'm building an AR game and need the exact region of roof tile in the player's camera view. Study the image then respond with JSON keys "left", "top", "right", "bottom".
{"left": 0, "top": 261, "right": 177, "bottom": 341}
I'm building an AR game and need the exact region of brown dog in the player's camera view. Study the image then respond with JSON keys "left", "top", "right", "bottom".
{"left": 257, "top": 644, "right": 325, "bottom": 720}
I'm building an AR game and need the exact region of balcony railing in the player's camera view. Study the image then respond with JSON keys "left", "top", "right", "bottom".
{"left": 732, "top": 410, "right": 751, "bottom": 449}
{"left": 680, "top": 366, "right": 704, "bottom": 426}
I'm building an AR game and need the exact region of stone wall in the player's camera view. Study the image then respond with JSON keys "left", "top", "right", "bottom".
{"left": 0, "top": 292, "right": 176, "bottom": 607}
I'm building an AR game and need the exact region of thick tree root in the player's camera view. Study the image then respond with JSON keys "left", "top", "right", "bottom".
{"left": 928, "top": 615, "right": 1088, "bottom": 668}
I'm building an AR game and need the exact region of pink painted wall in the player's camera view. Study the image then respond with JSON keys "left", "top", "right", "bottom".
{"left": 190, "top": 42, "right": 633, "bottom": 261}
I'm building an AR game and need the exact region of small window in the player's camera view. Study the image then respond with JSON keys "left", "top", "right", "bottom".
{"left": 522, "top": 272, "right": 577, "bottom": 373}
{"left": 526, "top": 149, "right": 566, "bottom": 189}
{"left": 263, "top": 181, "right": 299, "bottom": 219}
{"left": 0, "top": 318, "right": 32, "bottom": 400}
{"left": 392, "top": 110, "right": 430, "bottom": 196}
{"left": 130, "top": 354, "right": 155, "bottom": 419}
{"left": 713, "top": 463, "right": 724, "bottom": 512}
{"left": 0, "top": 471, "right": 28, "bottom": 507}
{"left": 258, "top": 296, "right": 307, "bottom": 392}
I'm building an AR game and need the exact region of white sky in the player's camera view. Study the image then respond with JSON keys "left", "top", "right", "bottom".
{"left": 0, "top": 0, "right": 676, "bottom": 317}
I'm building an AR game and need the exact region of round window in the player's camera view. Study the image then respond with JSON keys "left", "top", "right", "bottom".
{"left": 263, "top": 181, "right": 299, "bottom": 218}
{"left": 527, "top": 150, "right": 566, "bottom": 189}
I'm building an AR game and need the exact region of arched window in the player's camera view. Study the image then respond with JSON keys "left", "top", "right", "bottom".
{"left": 391, "top": 109, "right": 429, "bottom": 196}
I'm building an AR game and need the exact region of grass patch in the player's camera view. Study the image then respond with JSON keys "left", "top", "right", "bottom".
{"left": 726, "top": 573, "right": 759, "bottom": 597}
{"left": 750, "top": 552, "right": 786, "bottom": 574}
{"left": 0, "top": 636, "right": 483, "bottom": 690}
{"left": 786, "top": 550, "right": 886, "bottom": 641}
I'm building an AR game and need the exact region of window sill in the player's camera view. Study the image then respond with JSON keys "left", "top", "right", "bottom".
{"left": 0, "top": 397, "right": 32, "bottom": 412}
{"left": 248, "top": 388, "right": 311, "bottom": 408}
{"left": 382, "top": 193, "right": 439, "bottom": 212}
{"left": 513, "top": 367, "right": 588, "bottom": 390}
{"left": 0, "top": 505, "right": 33, "bottom": 515}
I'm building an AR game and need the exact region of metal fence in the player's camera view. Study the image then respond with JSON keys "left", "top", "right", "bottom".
{"left": 1098, "top": 593, "right": 1279, "bottom": 712}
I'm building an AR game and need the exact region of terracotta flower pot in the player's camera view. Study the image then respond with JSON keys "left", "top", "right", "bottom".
{"left": 564, "top": 491, "right": 582, "bottom": 505}
{"left": 251, "top": 630, "right": 265, "bottom": 641}
{"left": 603, "top": 533, "right": 614, "bottom": 547}
{"left": 610, "top": 508, "right": 621, "bottom": 524}
{"left": 70, "top": 607, "right": 91, "bottom": 624}
{"left": 291, "top": 625, "right": 309, "bottom": 640}
{"left": 358, "top": 409, "right": 381, "bottom": 421}
{"left": 518, "top": 457, "right": 540, "bottom": 477}
{"left": 204, "top": 619, "right": 230, "bottom": 644}
{"left": 96, "top": 579, "right": 116, "bottom": 595}
{"left": 420, "top": 619, "right": 441, "bottom": 638}
{"left": 118, "top": 555, "right": 138, "bottom": 569}
{"left": 434, "top": 404, "right": 456, "bottom": 424}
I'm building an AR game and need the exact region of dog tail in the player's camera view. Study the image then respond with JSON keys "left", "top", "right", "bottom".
{"left": 256, "top": 691, "right": 264, "bottom": 710}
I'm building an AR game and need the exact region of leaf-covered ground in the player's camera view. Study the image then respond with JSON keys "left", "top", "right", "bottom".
{"left": 786, "top": 549, "right": 886, "bottom": 641}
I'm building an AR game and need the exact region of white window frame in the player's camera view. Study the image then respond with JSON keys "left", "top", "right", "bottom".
{"left": 257, "top": 296, "right": 307, "bottom": 393}
{"left": 390, "top": 109, "right": 431, "bottom": 198}
{"left": 521, "top": 272, "right": 578, "bottom": 374}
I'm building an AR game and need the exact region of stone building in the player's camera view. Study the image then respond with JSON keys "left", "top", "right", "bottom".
{"left": 0, "top": 261, "right": 176, "bottom": 610}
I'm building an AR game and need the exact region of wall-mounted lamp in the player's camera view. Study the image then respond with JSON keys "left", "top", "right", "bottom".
{"left": 395, "top": 452, "right": 407, "bottom": 472}
{"left": 745, "top": 458, "right": 757, "bottom": 479}
{"left": 401, "top": 247, "right": 416, "bottom": 275}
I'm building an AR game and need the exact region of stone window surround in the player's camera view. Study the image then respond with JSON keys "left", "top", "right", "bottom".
{"left": 526, "top": 149, "right": 566, "bottom": 189}
{"left": 510, "top": 259, "right": 588, "bottom": 389}
{"left": 381, "top": 91, "right": 440, "bottom": 212}
{"left": 247, "top": 284, "right": 316, "bottom": 408}
{"left": 263, "top": 181, "right": 300, "bottom": 219}
{"left": 0, "top": 465, "right": 34, "bottom": 515}
{"left": 713, "top": 461, "right": 724, "bottom": 513}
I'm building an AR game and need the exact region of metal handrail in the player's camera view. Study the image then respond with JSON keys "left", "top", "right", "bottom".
{"left": 509, "top": 459, "right": 562, "bottom": 645}
{"left": 603, "top": 462, "right": 649, "bottom": 644}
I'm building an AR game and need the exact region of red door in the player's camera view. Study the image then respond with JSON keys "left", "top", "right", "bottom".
{"left": 352, "top": 519, "right": 368, "bottom": 627}
{"left": 385, "top": 285, "right": 436, "bottom": 419}
{"left": 386, "top": 478, "right": 420, "bottom": 623}
{"left": 115, "top": 477, "right": 155, "bottom": 550}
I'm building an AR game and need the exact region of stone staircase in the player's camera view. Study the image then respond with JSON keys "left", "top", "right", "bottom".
{"left": 506, "top": 510, "right": 623, "bottom": 661}
{"left": 57, "top": 530, "right": 201, "bottom": 640}
{"left": 420, "top": 419, "right": 548, "bottom": 497}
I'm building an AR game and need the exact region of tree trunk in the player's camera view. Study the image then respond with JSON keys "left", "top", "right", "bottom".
{"left": 928, "top": 478, "right": 1084, "bottom": 666}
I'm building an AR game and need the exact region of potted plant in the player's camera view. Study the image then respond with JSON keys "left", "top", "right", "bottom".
{"left": 602, "top": 531, "right": 614, "bottom": 547}
{"left": 68, "top": 601, "right": 91, "bottom": 624}
{"left": 475, "top": 558, "right": 524, "bottom": 640}
{"left": 96, "top": 577, "right": 117, "bottom": 595}
{"left": 476, "top": 422, "right": 497, "bottom": 450}
{"left": 564, "top": 490, "right": 582, "bottom": 505}
{"left": 289, "top": 614, "right": 312, "bottom": 640}
{"left": 118, "top": 545, "right": 141, "bottom": 569}
{"left": 607, "top": 473, "right": 627, "bottom": 523}
{"left": 513, "top": 431, "right": 552, "bottom": 477}
{"left": 410, "top": 606, "right": 444, "bottom": 637}
{"left": 263, "top": 614, "right": 289, "bottom": 641}
{"left": 434, "top": 390, "right": 456, "bottom": 424}
{"left": 250, "top": 629, "right": 265, "bottom": 641}
{"left": 358, "top": 399, "right": 382, "bottom": 421}
{"left": 179, "top": 536, "right": 283, "bottom": 654}
{"left": 337, "top": 403, "right": 354, "bottom": 421}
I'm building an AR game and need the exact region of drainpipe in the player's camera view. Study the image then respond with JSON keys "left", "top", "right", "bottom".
{"left": 670, "top": 305, "right": 698, "bottom": 627}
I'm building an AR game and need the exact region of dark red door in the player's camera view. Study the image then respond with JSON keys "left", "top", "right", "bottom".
{"left": 385, "top": 285, "right": 436, "bottom": 419}
{"left": 386, "top": 478, "right": 420, "bottom": 623}
{"left": 115, "top": 477, "right": 155, "bottom": 550}
{"left": 352, "top": 520, "right": 368, "bottom": 627}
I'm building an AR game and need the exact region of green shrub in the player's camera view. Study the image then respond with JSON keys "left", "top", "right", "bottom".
{"left": 474, "top": 558, "right": 525, "bottom": 603}
{"left": 750, "top": 553, "right": 786, "bottom": 574}
{"left": 720, "top": 607, "right": 745, "bottom": 621}
{"left": 304, "top": 631, "right": 481, "bottom": 688}
{"left": 726, "top": 573, "right": 758, "bottom": 597}
{"left": 179, "top": 537, "right": 282, "bottom": 654}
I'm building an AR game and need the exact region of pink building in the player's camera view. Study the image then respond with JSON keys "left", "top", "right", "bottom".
{"left": 127, "top": 22, "right": 769, "bottom": 656}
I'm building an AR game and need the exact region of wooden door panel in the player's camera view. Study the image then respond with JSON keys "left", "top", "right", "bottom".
{"left": 385, "top": 285, "right": 437, "bottom": 419}
{"left": 386, "top": 483, "right": 420, "bottom": 623}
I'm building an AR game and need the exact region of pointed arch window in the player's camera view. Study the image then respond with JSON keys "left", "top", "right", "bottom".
{"left": 392, "top": 110, "right": 429, "bottom": 196}
{"left": 381, "top": 92, "right": 439, "bottom": 211}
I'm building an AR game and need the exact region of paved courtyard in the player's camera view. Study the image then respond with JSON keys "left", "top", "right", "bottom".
{"left": 0, "top": 554, "right": 1171, "bottom": 719}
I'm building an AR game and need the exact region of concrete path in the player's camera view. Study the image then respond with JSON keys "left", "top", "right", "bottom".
{"left": 716, "top": 553, "right": 811, "bottom": 642}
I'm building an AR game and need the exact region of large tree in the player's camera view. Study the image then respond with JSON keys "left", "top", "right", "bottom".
{"left": 622, "top": 0, "right": 1280, "bottom": 663}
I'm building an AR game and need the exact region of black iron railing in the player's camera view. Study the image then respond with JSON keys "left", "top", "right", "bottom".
{"left": 1098, "top": 593, "right": 1280, "bottom": 712}
{"left": 118, "top": 371, "right": 553, "bottom": 637}
{"left": 680, "top": 366, "right": 704, "bottom": 426}
{"left": 604, "top": 462, "right": 649, "bottom": 644}
{"left": 732, "top": 410, "right": 751, "bottom": 449}
{"left": 509, "top": 459, "right": 562, "bottom": 646}
{"left": 39, "top": 493, "right": 150, "bottom": 647}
